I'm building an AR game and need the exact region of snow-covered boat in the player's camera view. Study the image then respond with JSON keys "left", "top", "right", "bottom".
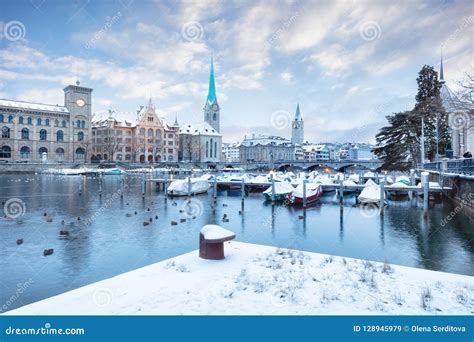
{"left": 364, "top": 179, "right": 378, "bottom": 187}
{"left": 417, "top": 181, "right": 442, "bottom": 197}
{"left": 101, "top": 168, "right": 126, "bottom": 175}
{"left": 395, "top": 175, "right": 411, "bottom": 185}
{"left": 286, "top": 183, "right": 322, "bottom": 205}
{"left": 386, "top": 181, "right": 409, "bottom": 197}
{"left": 358, "top": 185, "right": 381, "bottom": 204}
{"left": 339, "top": 180, "right": 358, "bottom": 194}
{"left": 262, "top": 182, "right": 294, "bottom": 201}
{"left": 348, "top": 174, "right": 360, "bottom": 183}
{"left": 314, "top": 175, "right": 335, "bottom": 192}
{"left": 167, "top": 177, "right": 210, "bottom": 196}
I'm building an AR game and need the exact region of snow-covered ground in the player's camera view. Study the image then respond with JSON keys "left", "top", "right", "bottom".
{"left": 6, "top": 242, "right": 473, "bottom": 315}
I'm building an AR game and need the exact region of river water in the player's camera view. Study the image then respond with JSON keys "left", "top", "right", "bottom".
{"left": 0, "top": 174, "right": 472, "bottom": 312}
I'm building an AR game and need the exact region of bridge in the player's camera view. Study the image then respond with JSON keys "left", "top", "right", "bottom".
{"left": 116, "top": 159, "right": 383, "bottom": 172}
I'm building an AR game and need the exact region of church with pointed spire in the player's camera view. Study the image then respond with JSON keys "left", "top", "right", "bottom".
{"left": 178, "top": 56, "right": 223, "bottom": 162}
{"left": 291, "top": 103, "right": 304, "bottom": 145}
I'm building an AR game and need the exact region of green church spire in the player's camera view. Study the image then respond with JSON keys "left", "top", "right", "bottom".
{"left": 207, "top": 55, "right": 217, "bottom": 104}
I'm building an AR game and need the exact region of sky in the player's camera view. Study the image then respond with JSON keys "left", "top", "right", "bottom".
{"left": 0, "top": 0, "right": 472, "bottom": 144}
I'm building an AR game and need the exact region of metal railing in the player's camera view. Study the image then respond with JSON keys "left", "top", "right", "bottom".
{"left": 423, "top": 158, "right": 473, "bottom": 175}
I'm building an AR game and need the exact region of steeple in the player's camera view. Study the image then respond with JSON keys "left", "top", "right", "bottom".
{"left": 173, "top": 114, "right": 179, "bottom": 127}
{"left": 295, "top": 103, "right": 302, "bottom": 120}
{"left": 439, "top": 51, "right": 445, "bottom": 84}
{"left": 146, "top": 97, "right": 155, "bottom": 111}
{"left": 207, "top": 55, "right": 217, "bottom": 104}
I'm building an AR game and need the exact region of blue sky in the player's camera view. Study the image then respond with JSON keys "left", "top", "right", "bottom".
{"left": 0, "top": 0, "right": 472, "bottom": 143}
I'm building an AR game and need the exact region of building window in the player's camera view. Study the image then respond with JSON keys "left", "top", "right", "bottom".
{"left": 148, "top": 128, "right": 153, "bottom": 137}
{"left": 81, "top": 120, "right": 85, "bottom": 128}
{"left": 213, "top": 113, "right": 216, "bottom": 120}
{"left": 62, "top": 120, "right": 67, "bottom": 127}
{"left": 21, "top": 128, "right": 29, "bottom": 140}
{"left": 45, "top": 118, "right": 50, "bottom": 126}
{"left": 57, "top": 130, "right": 64, "bottom": 141}
{"left": 206, "top": 141, "right": 209, "bottom": 158}
{"left": 56, "top": 147, "right": 64, "bottom": 161}
{"left": 39, "top": 129, "right": 47, "bottom": 141}
{"left": 27, "top": 117, "right": 32, "bottom": 125}
{"left": 116, "top": 154, "right": 123, "bottom": 161}
{"left": 75, "top": 147, "right": 85, "bottom": 161}
{"left": 78, "top": 131, "right": 84, "bottom": 141}
{"left": 168, "top": 155, "right": 174, "bottom": 161}
{"left": 125, "top": 154, "right": 131, "bottom": 160}
{"left": 2, "top": 126, "right": 10, "bottom": 138}
{"left": 210, "top": 138, "right": 213, "bottom": 158}
{"left": 76, "top": 120, "right": 80, "bottom": 128}
{"left": 139, "top": 128, "right": 145, "bottom": 136}
{"left": 214, "top": 142, "right": 217, "bottom": 158}
{"left": 38, "top": 147, "right": 48, "bottom": 158}
{"left": 8, "top": 115, "right": 13, "bottom": 123}
{"left": 0, "top": 114, "right": 3, "bottom": 122}
{"left": 19, "top": 116, "right": 24, "bottom": 124}
{"left": 168, "top": 148, "right": 173, "bottom": 154}
{"left": 20, "top": 146, "right": 30, "bottom": 159}
{"left": 37, "top": 118, "right": 42, "bottom": 125}
{"left": 0, "top": 145, "right": 11, "bottom": 158}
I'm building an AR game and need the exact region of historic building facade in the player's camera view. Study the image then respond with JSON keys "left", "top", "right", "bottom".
{"left": 179, "top": 57, "right": 222, "bottom": 162}
{"left": 0, "top": 82, "right": 92, "bottom": 163}
{"left": 238, "top": 135, "right": 296, "bottom": 163}
{"left": 91, "top": 99, "right": 179, "bottom": 163}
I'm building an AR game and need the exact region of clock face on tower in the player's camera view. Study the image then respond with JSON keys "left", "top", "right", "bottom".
{"left": 76, "top": 99, "right": 85, "bottom": 107}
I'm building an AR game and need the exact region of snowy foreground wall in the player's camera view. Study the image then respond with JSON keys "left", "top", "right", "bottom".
{"left": 7, "top": 242, "right": 473, "bottom": 315}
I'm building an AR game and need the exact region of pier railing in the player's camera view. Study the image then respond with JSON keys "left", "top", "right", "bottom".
{"left": 422, "top": 158, "right": 473, "bottom": 175}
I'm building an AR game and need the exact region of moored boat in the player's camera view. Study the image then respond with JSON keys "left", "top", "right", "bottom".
{"left": 286, "top": 183, "right": 322, "bottom": 205}
{"left": 262, "top": 182, "right": 294, "bottom": 201}
{"left": 386, "top": 181, "right": 409, "bottom": 198}
{"left": 167, "top": 177, "right": 210, "bottom": 196}
{"left": 358, "top": 185, "right": 382, "bottom": 204}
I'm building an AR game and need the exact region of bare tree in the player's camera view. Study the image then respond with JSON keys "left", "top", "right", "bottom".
{"left": 103, "top": 125, "right": 119, "bottom": 161}
{"left": 456, "top": 72, "right": 474, "bottom": 109}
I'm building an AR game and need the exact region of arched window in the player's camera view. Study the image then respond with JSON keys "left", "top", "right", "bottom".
{"left": 76, "top": 119, "right": 81, "bottom": 128}
{"left": 56, "top": 147, "right": 64, "bottom": 161}
{"left": 2, "top": 126, "right": 10, "bottom": 138}
{"left": 45, "top": 118, "right": 50, "bottom": 126}
{"left": 210, "top": 138, "right": 213, "bottom": 158}
{"left": 27, "top": 117, "right": 32, "bottom": 125}
{"left": 148, "top": 128, "right": 153, "bottom": 137}
{"left": 37, "top": 118, "right": 42, "bottom": 125}
{"left": 78, "top": 131, "right": 84, "bottom": 141}
{"left": 38, "top": 147, "right": 48, "bottom": 158}
{"left": 81, "top": 120, "right": 85, "bottom": 128}
{"left": 213, "top": 113, "right": 216, "bottom": 120}
{"left": 75, "top": 147, "right": 85, "bottom": 161}
{"left": 57, "top": 130, "right": 64, "bottom": 141}
{"left": 20, "top": 146, "right": 30, "bottom": 159}
{"left": 168, "top": 155, "right": 174, "bottom": 161}
{"left": 8, "top": 115, "right": 13, "bottom": 123}
{"left": 0, "top": 145, "right": 11, "bottom": 158}
{"left": 62, "top": 120, "right": 67, "bottom": 128}
{"left": 139, "top": 128, "right": 145, "bottom": 136}
{"left": 206, "top": 141, "right": 209, "bottom": 158}
{"left": 18, "top": 116, "right": 24, "bottom": 124}
{"left": 39, "top": 129, "right": 47, "bottom": 140}
{"left": 54, "top": 119, "right": 59, "bottom": 127}
{"left": 21, "top": 128, "right": 29, "bottom": 140}
{"left": 214, "top": 141, "right": 217, "bottom": 158}
{"left": 0, "top": 114, "right": 3, "bottom": 122}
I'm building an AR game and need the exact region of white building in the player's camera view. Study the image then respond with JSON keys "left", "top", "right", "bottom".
{"left": 302, "top": 144, "right": 330, "bottom": 162}
{"left": 222, "top": 143, "right": 240, "bottom": 162}
{"left": 239, "top": 134, "right": 295, "bottom": 162}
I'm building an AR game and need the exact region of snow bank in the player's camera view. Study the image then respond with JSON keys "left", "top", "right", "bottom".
{"left": 6, "top": 242, "right": 473, "bottom": 315}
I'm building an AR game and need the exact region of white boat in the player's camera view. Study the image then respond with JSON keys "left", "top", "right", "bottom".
{"left": 314, "top": 175, "right": 335, "bottom": 192}
{"left": 167, "top": 177, "right": 210, "bottom": 196}
{"left": 348, "top": 174, "right": 360, "bottom": 183}
{"left": 364, "top": 179, "right": 378, "bottom": 187}
{"left": 386, "top": 181, "right": 409, "bottom": 197}
{"left": 262, "top": 182, "right": 294, "bottom": 201}
{"left": 417, "top": 181, "right": 441, "bottom": 197}
{"left": 286, "top": 183, "right": 322, "bottom": 204}
{"left": 358, "top": 185, "right": 381, "bottom": 204}
{"left": 339, "top": 180, "right": 358, "bottom": 194}
{"left": 395, "top": 175, "right": 411, "bottom": 185}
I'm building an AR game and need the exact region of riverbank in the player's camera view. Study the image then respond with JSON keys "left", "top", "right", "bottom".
{"left": 6, "top": 242, "right": 473, "bottom": 315}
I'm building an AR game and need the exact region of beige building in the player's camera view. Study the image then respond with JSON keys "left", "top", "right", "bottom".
{"left": 0, "top": 82, "right": 92, "bottom": 163}
{"left": 91, "top": 99, "right": 179, "bottom": 163}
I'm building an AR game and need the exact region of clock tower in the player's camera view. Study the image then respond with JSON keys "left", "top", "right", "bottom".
{"left": 291, "top": 103, "right": 304, "bottom": 145}
{"left": 64, "top": 81, "right": 93, "bottom": 162}
{"left": 203, "top": 56, "right": 220, "bottom": 132}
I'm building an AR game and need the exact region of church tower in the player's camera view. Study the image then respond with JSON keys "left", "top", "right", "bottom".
{"left": 291, "top": 103, "right": 304, "bottom": 145}
{"left": 203, "top": 56, "right": 220, "bottom": 132}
